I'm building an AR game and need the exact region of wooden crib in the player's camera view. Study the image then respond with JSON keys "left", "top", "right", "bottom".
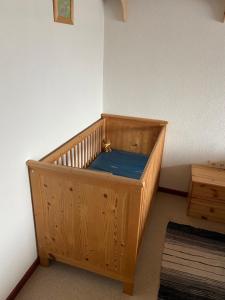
{"left": 27, "top": 113, "right": 167, "bottom": 295}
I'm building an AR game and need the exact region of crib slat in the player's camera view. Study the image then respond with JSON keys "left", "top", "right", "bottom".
{"left": 96, "top": 128, "right": 99, "bottom": 154}
{"left": 65, "top": 153, "right": 68, "bottom": 166}
{"left": 62, "top": 154, "right": 65, "bottom": 166}
{"left": 78, "top": 144, "right": 81, "bottom": 168}
{"left": 81, "top": 142, "right": 83, "bottom": 168}
{"left": 99, "top": 127, "right": 102, "bottom": 153}
{"left": 85, "top": 138, "right": 88, "bottom": 167}
{"left": 93, "top": 132, "right": 95, "bottom": 159}
{"left": 77, "top": 144, "right": 80, "bottom": 168}
{"left": 70, "top": 149, "right": 72, "bottom": 167}
{"left": 91, "top": 133, "right": 94, "bottom": 161}
{"left": 66, "top": 152, "right": 69, "bottom": 167}
{"left": 83, "top": 140, "right": 85, "bottom": 168}
{"left": 93, "top": 131, "right": 95, "bottom": 159}
{"left": 96, "top": 129, "right": 98, "bottom": 155}
{"left": 96, "top": 129, "right": 98, "bottom": 156}
{"left": 75, "top": 145, "right": 78, "bottom": 168}
{"left": 78, "top": 143, "right": 81, "bottom": 168}
{"left": 94, "top": 130, "right": 97, "bottom": 158}
{"left": 80, "top": 141, "right": 82, "bottom": 168}
{"left": 71, "top": 147, "right": 75, "bottom": 167}
{"left": 99, "top": 127, "right": 101, "bottom": 154}
{"left": 81, "top": 140, "right": 84, "bottom": 168}
{"left": 88, "top": 135, "right": 91, "bottom": 165}
{"left": 98, "top": 128, "right": 100, "bottom": 154}
{"left": 85, "top": 138, "right": 88, "bottom": 168}
{"left": 67, "top": 150, "right": 71, "bottom": 167}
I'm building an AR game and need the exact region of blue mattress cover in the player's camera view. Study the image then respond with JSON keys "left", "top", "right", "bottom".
{"left": 88, "top": 150, "right": 149, "bottom": 179}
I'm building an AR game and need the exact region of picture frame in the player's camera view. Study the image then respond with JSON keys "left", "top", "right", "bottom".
{"left": 53, "top": 0, "right": 74, "bottom": 25}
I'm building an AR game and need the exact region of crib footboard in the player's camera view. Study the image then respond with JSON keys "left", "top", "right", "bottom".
{"left": 27, "top": 160, "right": 143, "bottom": 294}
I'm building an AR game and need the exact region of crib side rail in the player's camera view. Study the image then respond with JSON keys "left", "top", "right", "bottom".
{"left": 101, "top": 113, "right": 168, "bottom": 126}
{"left": 138, "top": 126, "right": 166, "bottom": 247}
{"left": 41, "top": 119, "right": 105, "bottom": 168}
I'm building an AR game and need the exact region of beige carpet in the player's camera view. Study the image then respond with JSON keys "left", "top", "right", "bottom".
{"left": 16, "top": 192, "right": 225, "bottom": 300}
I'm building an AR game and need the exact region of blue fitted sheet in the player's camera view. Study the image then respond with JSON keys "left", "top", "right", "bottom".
{"left": 88, "top": 150, "right": 149, "bottom": 179}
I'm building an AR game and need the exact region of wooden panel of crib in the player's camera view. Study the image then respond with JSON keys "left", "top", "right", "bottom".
{"left": 137, "top": 126, "right": 166, "bottom": 249}
{"left": 27, "top": 114, "right": 167, "bottom": 296}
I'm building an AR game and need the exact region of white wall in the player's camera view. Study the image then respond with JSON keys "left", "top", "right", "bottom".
{"left": 0, "top": 0, "right": 104, "bottom": 299}
{"left": 104, "top": 0, "right": 225, "bottom": 191}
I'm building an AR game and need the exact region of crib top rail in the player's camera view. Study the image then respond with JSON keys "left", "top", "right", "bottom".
{"left": 101, "top": 113, "right": 168, "bottom": 126}
{"left": 41, "top": 118, "right": 105, "bottom": 164}
{"left": 27, "top": 159, "right": 143, "bottom": 188}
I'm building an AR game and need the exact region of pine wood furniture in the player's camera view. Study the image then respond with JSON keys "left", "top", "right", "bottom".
{"left": 27, "top": 113, "right": 167, "bottom": 295}
{"left": 120, "top": 0, "right": 128, "bottom": 21}
{"left": 188, "top": 165, "right": 225, "bottom": 224}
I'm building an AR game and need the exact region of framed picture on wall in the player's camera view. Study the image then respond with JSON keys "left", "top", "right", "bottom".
{"left": 53, "top": 0, "right": 74, "bottom": 25}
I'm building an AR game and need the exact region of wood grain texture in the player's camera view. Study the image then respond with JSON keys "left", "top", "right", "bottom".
{"left": 28, "top": 161, "right": 142, "bottom": 283}
{"left": 104, "top": 116, "right": 162, "bottom": 155}
{"left": 138, "top": 127, "right": 166, "bottom": 248}
{"left": 101, "top": 113, "right": 168, "bottom": 126}
{"left": 27, "top": 114, "right": 167, "bottom": 295}
{"left": 188, "top": 197, "right": 225, "bottom": 223}
{"left": 188, "top": 165, "right": 225, "bottom": 224}
{"left": 192, "top": 164, "right": 225, "bottom": 188}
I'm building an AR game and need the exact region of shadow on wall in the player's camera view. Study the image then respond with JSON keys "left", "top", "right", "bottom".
{"left": 200, "top": 0, "right": 225, "bottom": 22}
{"left": 160, "top": 158, "right": 225, "bottom": 193}
{"left": 104, "top": 0, "right": 225, "bottom": 23}
{"left": 159, "top": 164, "right": 192, "bottom": 193}
{"left": 104, "top": 0, "right": 123, "bottom": 22}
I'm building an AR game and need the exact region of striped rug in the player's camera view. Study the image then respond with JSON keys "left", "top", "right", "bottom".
{"left": 158, "top": 222, "right": 225, "bottom": 300}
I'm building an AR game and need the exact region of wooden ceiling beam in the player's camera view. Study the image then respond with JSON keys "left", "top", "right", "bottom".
{"left": 120, "top": 0, "right": 128, "bottom": 22}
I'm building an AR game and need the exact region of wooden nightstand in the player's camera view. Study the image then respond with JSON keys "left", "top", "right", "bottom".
{"left": 187, "top": 165, "right": 225, "bottom": 224}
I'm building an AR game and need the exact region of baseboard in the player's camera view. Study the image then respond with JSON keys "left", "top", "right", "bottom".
{"left": 6, "top": 258, "right": 40, "bottom": 300}
{"left": 158, "top": 186, "right": 188, "bottom": 198}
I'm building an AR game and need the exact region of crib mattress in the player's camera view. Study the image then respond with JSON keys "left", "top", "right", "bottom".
{"left": 88, "top": 150, "right": 149, "bottom": 179}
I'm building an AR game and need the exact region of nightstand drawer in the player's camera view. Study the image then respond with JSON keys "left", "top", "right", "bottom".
{"left": 188, "top": 165, "right": 225, "bottom": 224}
{"left": 192, "top": 182, "right": 225, "bottom": 202}
{"left": 188, "top": 197, "right": 225, "bottom": 223}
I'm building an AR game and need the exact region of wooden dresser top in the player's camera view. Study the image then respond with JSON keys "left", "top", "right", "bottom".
{"left": 192, "top": 165, "right": 225, "bottom": 188}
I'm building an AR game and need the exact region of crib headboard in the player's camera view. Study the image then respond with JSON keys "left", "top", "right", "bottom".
{"left": 41, "top": 118, "right": 105, "bottom": 168}
{"left": 102, "top": 113, "right": 167, "bottom": 155}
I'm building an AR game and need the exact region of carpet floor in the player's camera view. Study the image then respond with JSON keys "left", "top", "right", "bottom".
{"left": 16, "top": 192, "right": 225, "bottom": 300}
{"left": 158, "top": 222, "right": 225, "bottom": 300}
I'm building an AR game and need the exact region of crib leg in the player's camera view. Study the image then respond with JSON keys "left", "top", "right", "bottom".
{"left": 39, "top": 255, "right": 50, "bottom": 267}
{"left": 123, "top": 282, "right": 134, "bottom": 295}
